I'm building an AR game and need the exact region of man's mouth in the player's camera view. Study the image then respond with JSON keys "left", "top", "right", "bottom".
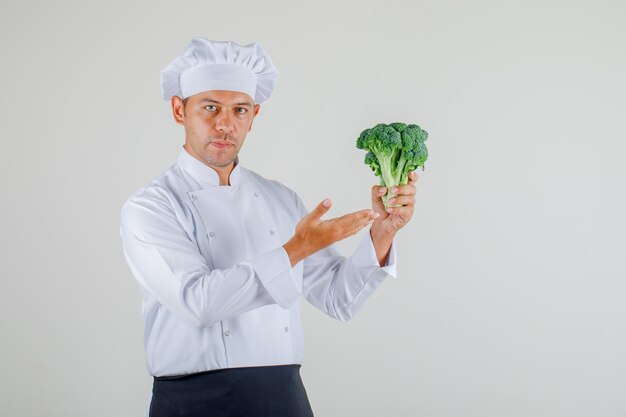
{"left": 211, "top": 141, "right": 233, "bottom": 149}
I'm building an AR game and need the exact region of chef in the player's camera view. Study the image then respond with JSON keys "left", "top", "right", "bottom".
{"left": 120, "top": 36, "right": 418, "bottom": 417}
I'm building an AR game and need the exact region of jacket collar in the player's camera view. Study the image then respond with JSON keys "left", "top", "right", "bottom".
{"left": 177, "top": 146, "right": 241, "bottom": 188}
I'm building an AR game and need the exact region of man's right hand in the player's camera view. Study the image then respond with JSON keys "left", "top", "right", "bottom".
{"left": 282, "top": 199, "right": 379, "bottom": 267}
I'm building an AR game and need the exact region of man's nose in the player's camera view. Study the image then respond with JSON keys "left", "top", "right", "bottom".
{"left": 215, "top": 110, "right": 235, "bottom": 133}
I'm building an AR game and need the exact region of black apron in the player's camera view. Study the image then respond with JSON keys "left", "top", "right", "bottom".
{"left": 149, "top": 364, "right": 314, "bottom": 417}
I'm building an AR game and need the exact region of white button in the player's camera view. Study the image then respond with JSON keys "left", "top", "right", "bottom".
{"left": 284, "top": 326, "right": 289, "bottom": 332}
{"left": 191, "top": 193, "right": 198, "bottom": 200}
{"left": 209, "top": 231, "right": 216, "bottom": 237}
{"left": 269, "top": 230, "right": 275, "bottom": 235}
{"left": 224, "top": 330, "right": 230, "bottom": 336}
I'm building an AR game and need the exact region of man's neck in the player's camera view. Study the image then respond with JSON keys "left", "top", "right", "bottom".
{"left": 215, "top": 165, "right": 233, "bottom": 186}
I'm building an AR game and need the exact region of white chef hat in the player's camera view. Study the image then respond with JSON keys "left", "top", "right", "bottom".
{"left": 160, "top": 37, "right": 279, "bottom": 104}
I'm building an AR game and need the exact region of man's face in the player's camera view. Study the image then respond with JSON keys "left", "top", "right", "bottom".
{"left": 172, "top": 90, "right": 260, "bottom": 169}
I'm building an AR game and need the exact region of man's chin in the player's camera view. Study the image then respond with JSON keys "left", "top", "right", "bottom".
{"left": 204, "top": 155, "right": 237, "bottom": 168}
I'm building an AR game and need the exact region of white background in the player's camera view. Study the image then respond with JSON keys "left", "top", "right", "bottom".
{"left": 1, "top": 0, "right": 625, "bottom": 416}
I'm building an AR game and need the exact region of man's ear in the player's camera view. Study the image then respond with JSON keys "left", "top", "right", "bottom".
{"left": 249, "top": 104, "right": 261, "bottom": 132}
{"left": 172, "top": 96, "right": 185, "bottom": 126}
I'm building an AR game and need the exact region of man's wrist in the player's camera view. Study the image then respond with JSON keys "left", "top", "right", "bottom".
{"left": 282, "top": 236, "right": 310, "bottom": 267}
{"left": 370, "top": 222, "right": 396, "bottom": 243}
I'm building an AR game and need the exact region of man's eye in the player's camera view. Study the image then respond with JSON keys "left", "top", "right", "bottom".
{"left": 236, "top": 107, "right": 247, "bottom": 114}
{"left": 205, "top": 105, "right": 217, "bottom": 111}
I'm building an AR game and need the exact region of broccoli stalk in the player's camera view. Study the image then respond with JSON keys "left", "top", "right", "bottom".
{"left": 356, "top": 122, "right": 429, "bottom": 208}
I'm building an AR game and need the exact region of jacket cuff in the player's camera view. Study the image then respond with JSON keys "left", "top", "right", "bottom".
{"left": 246, "top": 246, "right": 301, "bottom": 309}
{"left": 349, "top": 231, "right": 398, "bottom": 279}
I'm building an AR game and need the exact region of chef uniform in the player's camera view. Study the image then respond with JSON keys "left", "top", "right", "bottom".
{"left": 120, "top": 37, "right": 398, "bottom": 417}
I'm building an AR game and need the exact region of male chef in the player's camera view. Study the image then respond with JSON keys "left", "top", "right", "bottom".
{"left": 120, "top": 37, "right": 418, "bottom": 417}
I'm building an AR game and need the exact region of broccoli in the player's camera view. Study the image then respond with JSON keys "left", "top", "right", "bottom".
{"left": 356, "top": 122, "right": 429, "bottom": 208}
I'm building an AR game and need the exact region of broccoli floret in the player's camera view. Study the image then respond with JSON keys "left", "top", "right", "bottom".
{"left": 356, "top": 122, "right": 429, "bottom": 208}
{"left": 364, "top": 152, "right": 381, "bottom": 177}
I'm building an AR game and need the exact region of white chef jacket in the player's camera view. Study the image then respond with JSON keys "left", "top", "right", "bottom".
{"left": 119, "top": 146, "right": 397, "bottom": 377}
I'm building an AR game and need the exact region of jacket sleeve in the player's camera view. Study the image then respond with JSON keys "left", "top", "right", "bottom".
{"left": 119, "top": 189, "right": 301, "bottom": 328}
{"left": 294, "top": 193, "right": 398, "bottom": 322}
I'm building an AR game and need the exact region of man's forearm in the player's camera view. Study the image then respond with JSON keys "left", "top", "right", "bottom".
{"left": 370, "top": 225, "right": 395, "bottom": 267}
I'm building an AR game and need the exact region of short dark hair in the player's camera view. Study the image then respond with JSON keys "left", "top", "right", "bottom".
{"left": 182, "top": 97, "right": 189, "bottom": 110}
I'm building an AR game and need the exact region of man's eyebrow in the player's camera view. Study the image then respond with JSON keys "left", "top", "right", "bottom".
{"left": 198, "top": 98, "right": 253, "bottom": 107}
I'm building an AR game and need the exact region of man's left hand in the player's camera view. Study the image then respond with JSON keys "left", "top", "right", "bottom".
{"left": 370, "top": 171, "right": 418, "bottom": 238}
